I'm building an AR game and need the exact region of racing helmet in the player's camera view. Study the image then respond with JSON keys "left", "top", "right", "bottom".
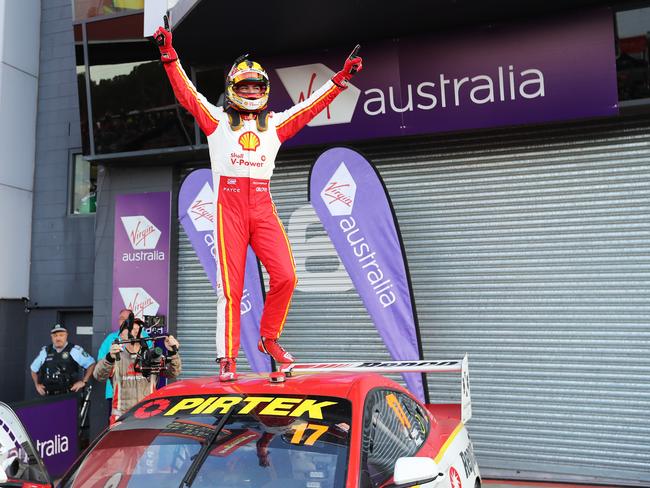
{"left": 225, "top": 56, "right": 270, "bottom": 113}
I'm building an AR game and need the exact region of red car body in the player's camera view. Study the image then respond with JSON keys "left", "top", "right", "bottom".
{"left": 142, "top": 371, "right": 475, "bottom": 487}
{"left": 58, "top": 366, "right": 479, "bottom": 488}
{"left": 1, "top": 359, "right": 480, "bottom": 488}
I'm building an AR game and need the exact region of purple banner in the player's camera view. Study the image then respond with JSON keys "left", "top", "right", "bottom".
{"left": 178, "top": 169, "right": 270, "bottom": 372}
{"left": 266, "top": 9, "right": 617, "bottom": 147}
{"left": 14, "top": 396, "right": 78, "bottom": 478}
{"left": 310, "top": 147, "right": 425, "bottom": 401}
{"left": 111, "top": 192, "right": 171, "bottom": 328}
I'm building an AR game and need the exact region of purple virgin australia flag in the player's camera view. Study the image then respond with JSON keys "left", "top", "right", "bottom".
{"left": 178, "top": 169, "right": 269, "bottom": 372}
{"left": 111, "top": 192, "right": 171, "bottom": 328}
{"left": 310, "top": 147, "right": 425, "bottom": 401}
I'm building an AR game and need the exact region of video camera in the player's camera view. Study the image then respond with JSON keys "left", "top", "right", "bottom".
{"left": 135, "top": 345, "right": 169, "bottom": 378}
{"left": 114, "top": 312, "right": 177, "bottom": 379}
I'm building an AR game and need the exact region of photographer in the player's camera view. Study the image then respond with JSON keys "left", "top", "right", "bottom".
{"left": 97, "top": 308, "right": 151, "bottom": 418}
{"left": 30, "top": 324, "right": 95, "bottom": 396}
{"left": 93, "top": 314, "right": 181, "bottom": 424}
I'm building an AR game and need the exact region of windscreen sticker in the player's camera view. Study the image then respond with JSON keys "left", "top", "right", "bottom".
{"left": 385, "top": 393, "right": 411, "bottom": 430}
{"left": 133, "top": 396, "right": 339, "bottom": 420}
{"left": 289, "top": 423, "right": 329, "bottom": 446}
{"left": 210, "top": 430, "right": 261, "bottom": 456}
{"left": 159, "top": 420, "right": 217, "bottom": 441}
{"left": 134, "top": 398, "right": 170, "bottom": 419}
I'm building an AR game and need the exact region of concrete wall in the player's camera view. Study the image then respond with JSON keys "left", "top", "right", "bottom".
{"left": 0, "top": 0, "right": 39, "bottom": 300}
{"left": 0, "top": 300, "right": 27, "bottom": 402}
{"left": 21, "top": 0, "right": 96, "bottom": 400}
{"left": 31, "top": 0, "right": 94, "bottom": 309}
{"left": 0, "top": 0, "right": 39, "bottom": 402}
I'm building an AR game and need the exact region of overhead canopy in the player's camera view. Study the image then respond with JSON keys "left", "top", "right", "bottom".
{"left": 76, "top": 0, "right": 631, "bottom": 68}
{"left": 171, "top": 0, "right": 631, "bottom": 65}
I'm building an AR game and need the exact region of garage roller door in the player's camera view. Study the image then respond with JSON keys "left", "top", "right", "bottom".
{"left": 176, "top": 114, "right": 650, "bottom": 485}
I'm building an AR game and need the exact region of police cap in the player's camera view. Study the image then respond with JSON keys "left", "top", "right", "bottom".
{"left": 50, "top": 324, "right": 67, "bottom": 334}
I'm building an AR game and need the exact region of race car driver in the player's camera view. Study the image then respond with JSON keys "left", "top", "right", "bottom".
{"left": 154, "top": 25, "right": 362, "bottom": 382}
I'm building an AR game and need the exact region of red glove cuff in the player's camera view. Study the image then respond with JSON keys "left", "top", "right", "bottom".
{"left": 332, "top": 71, "right": 349, "bottom": 88}
{"left": 160, "top": 47, "right": 178, "bottom": 64}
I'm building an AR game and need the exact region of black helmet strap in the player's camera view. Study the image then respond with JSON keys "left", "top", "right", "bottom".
{"left": 256, "top": 109, "right": 269, "bottom": 132}
{"left": 226, "top": 107, "right": 243, "bottom": 131}
{"left": 225, "top": 106, "right": 269, "bottom": 132}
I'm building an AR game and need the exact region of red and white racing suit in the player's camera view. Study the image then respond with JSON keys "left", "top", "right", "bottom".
{"left": 163, "top": 58, "right": 345, "bottom": 359}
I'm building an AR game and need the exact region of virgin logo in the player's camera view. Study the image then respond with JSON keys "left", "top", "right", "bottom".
{"left": 320, "top": 163, "right": 356, "bottom": 216}
{"left": 121, "top": 216, "right": 161, "bottom": 250}
{"left": 300, "top": 73, "right": 333, "bottom": 121}
{"left": 275, "top": 63, "right": 360, "bottom": 127}
{"left": 323, "top": 182, "right": 353, "bottom": 206}
{"left": 189, "top": 183, "right": 215, "bottom": 232}
{"left": 119, "top": 287, "right": 160, "bottom": 318}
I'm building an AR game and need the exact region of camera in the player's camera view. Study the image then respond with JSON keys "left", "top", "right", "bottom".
{"left": 114, "top": 334, "right": 175, "bottom": 379}
{"left": 115, "top": 313, "right": 176, "bottom": 379}
{"left": 135, "top": 346, "right": 167, "bottom": 378}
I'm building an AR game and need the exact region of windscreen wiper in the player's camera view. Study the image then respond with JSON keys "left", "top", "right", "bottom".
{"left": 179, "top": 408, "right": 235, "bottom": 487}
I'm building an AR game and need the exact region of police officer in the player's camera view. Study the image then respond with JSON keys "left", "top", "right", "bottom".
{"left": 30, "top": 324, "right": 96, "bottom": 396}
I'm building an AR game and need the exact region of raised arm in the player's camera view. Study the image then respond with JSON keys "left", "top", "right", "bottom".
{"left": 154, "top": 26, "right": 220, "bottom": 136}
{"left": 94, "top": 343, "right": 120, "bottom": 382}
{"left": 93, "top": 357, "right": 114, "bottom": 382}
{"left": 274, "top": 46, "right": 363, "bottom": 143}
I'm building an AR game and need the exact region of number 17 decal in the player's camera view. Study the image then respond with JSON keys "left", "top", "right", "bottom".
{"left": 290, "top": 423, "right": 329, "bottom": 446}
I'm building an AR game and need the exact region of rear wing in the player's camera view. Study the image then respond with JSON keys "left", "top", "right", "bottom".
{"left": 283, "top": 354, "right": 472, "bottom": 423}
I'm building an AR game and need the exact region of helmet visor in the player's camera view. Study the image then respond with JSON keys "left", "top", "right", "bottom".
{"left": 231, "top": 69, "right": 267, "bottom": 85}
{"left": 233, "top": 83, "right": 267, "bottom": 100}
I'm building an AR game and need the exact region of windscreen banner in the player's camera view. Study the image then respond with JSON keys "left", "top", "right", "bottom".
{"left": 111, "top": 192, "right": 171, "bottom": 330}
{"left": 14, "top": 395, "right": 78, "bottom": 478}
{"left": 310, "top": 147, "right": 426, "bottom": 401}
{"left": 266, "top": 9, "right": 617, "bottom": 147}
{"left": 178, "top": 169, "right": 270, "bottom": 372}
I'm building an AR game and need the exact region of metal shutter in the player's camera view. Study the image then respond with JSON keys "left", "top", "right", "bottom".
{"left": 176, "top": 114, "right": 650, "bottom": 485}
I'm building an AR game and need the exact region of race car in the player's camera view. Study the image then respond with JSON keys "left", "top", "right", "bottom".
{"left": 2, "top": 357, "right": 480, "bottom": 488}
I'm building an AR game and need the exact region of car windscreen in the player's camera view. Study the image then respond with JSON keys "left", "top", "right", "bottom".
{"left": 61, "top": 394, "right": 351, "bottom": 488}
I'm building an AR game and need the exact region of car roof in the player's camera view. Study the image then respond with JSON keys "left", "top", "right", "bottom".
{"left": 147, "top": 372, "right": 404, "bottom": 401}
